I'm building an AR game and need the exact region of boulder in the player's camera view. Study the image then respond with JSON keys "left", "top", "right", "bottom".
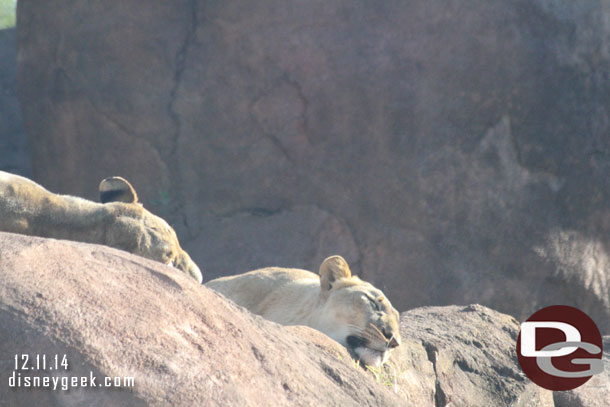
{"left": 553, "top": 336, "right": 610, "bottom": 407}
{"left": 16, "top": 0, "right": 610, "bottom": 332}
{"left": 0, "top": 232, "right": 403, "bottom": 407}
{"left": 391, "top": 305, "right": 554, "bottom": 407}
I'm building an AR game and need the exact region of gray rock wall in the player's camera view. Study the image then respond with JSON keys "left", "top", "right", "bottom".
{"left": 16, "top": 0, "right": 610, "bottom": 331}
{"left": 0, "top": 27, "right": 29, "bottom": 176}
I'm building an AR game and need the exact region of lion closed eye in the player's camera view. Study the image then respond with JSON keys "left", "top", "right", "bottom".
{"left": 206, "top": 255, "right": 401, "bottom": 367}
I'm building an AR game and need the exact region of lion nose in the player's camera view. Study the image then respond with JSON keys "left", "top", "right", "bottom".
{"left": 388, "top": 336, "right": 400, "bottom": 348}
{"left": 382, "top": 329, "right": 400, "bottom": 348}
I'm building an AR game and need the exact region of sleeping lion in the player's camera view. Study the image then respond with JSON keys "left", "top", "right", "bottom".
{"left": 206, "top": 255, "right": 401, "bottom": 367}
{"left": 0, "top": 171, "right": 202, "bottom": 283}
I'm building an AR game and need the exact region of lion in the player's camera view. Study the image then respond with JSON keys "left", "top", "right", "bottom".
{"left": 206, "top": 255, "right": 401, "bottom": 367}
{"left": 0, "top": 171, "right": 202, "bottom": 283}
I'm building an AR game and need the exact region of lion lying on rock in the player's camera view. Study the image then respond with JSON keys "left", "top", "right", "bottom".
{"left": 0, "top": 171, "right": 202, "bottom": 283}
{"left": 206, "top": 255, "right": 401, "bottom": 367}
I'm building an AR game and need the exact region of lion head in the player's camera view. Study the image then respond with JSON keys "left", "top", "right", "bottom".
{"left": 316, "top": 256, "right": 401, "bottom": 367}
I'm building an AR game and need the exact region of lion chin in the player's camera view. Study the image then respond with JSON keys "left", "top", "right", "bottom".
{"left": 346, "top": 335, "right": 391, "bottom": 368}
{"left": 206, "top": 255, "right": 401, "bottom": 367}
{"left": 353, "top": 347, "right": 390, "bottom": 368}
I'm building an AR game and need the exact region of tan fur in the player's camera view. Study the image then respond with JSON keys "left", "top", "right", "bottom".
{"left": 206, "top": 255, "right": 401, "bottom": 367}
{"left": 0, "top": 171, "right": 202, "bottom": 282}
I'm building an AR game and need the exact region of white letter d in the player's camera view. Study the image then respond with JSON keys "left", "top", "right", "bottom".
{"left": 520, "top": 321, "right": 581, "bottom": 357}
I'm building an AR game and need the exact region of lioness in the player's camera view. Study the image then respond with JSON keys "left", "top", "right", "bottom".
{"left": 0, "top": 171, "right": 202, "bottom": 283}
{"left": 206, "top": 255, "right": 400, "bottom": 367}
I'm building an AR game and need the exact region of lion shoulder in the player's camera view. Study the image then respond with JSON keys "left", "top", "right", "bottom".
{"left": 207, "top": 267, "right": 319, "bottom": 314}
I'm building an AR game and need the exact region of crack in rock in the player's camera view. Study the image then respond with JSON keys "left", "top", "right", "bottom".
{"left": 424, "top": 342, "right": 448, "bottom": 407}
{"left": 168, "top": 0, "right": 199, "bottom": 157}
{"left": 165, "top": 0, "right": 199, "bottom": 230}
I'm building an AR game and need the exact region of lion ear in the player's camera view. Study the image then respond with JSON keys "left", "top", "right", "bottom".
{"left": 319, "top": 255, "right": 352, "bottom": 292}
{"left": 99, "top": 176, "right": 139, "bottom": 204}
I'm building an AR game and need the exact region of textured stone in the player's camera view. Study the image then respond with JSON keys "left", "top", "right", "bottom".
{"left": 391, "top": 305, "right": 554, "bottom": 407}
{"left": 16, "top": 0, "right": 610, "bottom": 331}
{"left": 0, "top": 28, "right": 29, "bottom": 176}
{"left": 189, "top": 205, "right": 360, "bottom": 280}
{"left": 553, "top": 336, "right": 610, "bottom": 407}
{"left": 0, "top": 232, "right": 403, "bottom": 407}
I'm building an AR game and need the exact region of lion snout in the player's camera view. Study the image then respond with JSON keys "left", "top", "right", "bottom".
{"left": 387, "top": 335, "right": 400, "bottom": 348}
{"left": 381, "top": 328, "right": 400, "bottom": 348}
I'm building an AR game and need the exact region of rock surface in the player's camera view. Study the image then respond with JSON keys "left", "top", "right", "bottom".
{"left": 16, "top": 1, "right": 610, "bottom": 331}
{"left": 392, "top": 305, "right": 554, "bottom": 407}
{"left": 0, "top": 232, "right": 403, "bottom": 407}
{"left": 0, "top": 28, "right": 29, "bottom": 176}
{"left": 553, "top": 335, "right": 610, "bottom": 407}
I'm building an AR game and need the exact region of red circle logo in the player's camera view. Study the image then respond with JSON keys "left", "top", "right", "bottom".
{"left": 516, "top": 305, "right": 603, "bottom": 391}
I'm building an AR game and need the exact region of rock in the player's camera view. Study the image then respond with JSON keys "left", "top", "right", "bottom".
{"left": 0, "top": 28, "right": 29, "bottom": 176}
{"left": 390, "top": 305, "right": 554, "bottom": 407}
{"left": 189, "top": 205, "right": 360, "bottom": 280}
{"left": 553, "top": 336, "right": 610, "bottom": 407}
{"left": 16, "top": 0, "right": 610, "bottom": 332}
{"left": 0, "top": 232, "right": 403, "bottom": 407}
